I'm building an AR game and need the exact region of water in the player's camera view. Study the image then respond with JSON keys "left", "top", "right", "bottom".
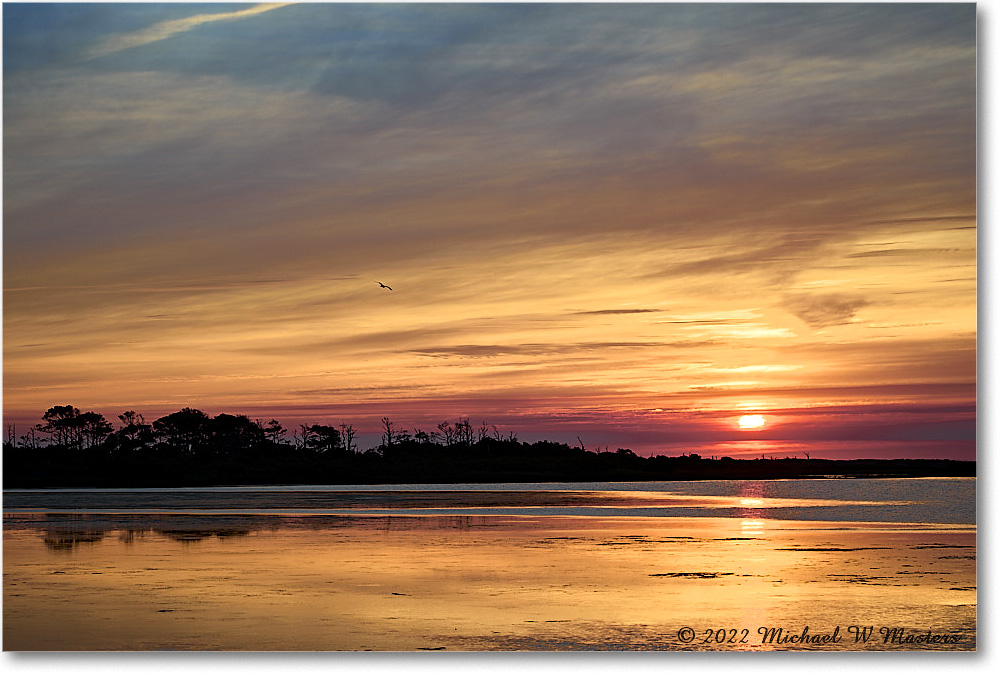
{"left": 3, "top": 478, "right": 976, "bottom": 651}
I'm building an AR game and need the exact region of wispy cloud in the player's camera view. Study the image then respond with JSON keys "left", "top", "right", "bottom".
{"left": 81, "top": 3, "right": 291, "bottom": 60}
{"left": 655, "top": 235, "right": 828, "bottom": 278}
{"left": 572, "top": 309, "right": 664, "bottom": 316}
{"left": 784, "top": 293, "right": 871, "bottom": 328}
{"left": 844, "top": 248, "right": 966, "bottom": 259}
{"left": 4, "top": 276, "right": 356, "bottom": 295}
{"left": 409, "top": 341, "right": 718, "bottom": 359}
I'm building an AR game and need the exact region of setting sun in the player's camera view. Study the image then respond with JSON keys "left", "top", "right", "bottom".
{"left": 738, "top": 415, "right": 766, "bottom": 429}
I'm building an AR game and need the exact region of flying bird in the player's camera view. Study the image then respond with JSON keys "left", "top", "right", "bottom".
{"left": 376, "top": 281, "right": 393, "bottom": 291}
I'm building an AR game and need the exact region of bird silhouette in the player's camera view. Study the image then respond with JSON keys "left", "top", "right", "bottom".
{"left": 376, "top": 281, "right": 393, "bottom": 291}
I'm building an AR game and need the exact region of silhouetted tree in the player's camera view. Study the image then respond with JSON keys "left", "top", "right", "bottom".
{"left": 455, "top": 417, "right": 473, "bottom": 446}
{"left": 262, "top": 419, "right": 286, "bottom": 444}
{"left": 303, "top": 424, "right": 341, "bottom": 454}
{"left": 211, "top": 413, "right": 264, "bottom": 454}
{"left": 153, "top": 408, "right": 211, "bottom": 453}
{"left": 37, "top": 405, "right": 83, "bottom": 448}
{"left": 80, "top": 411, "right": 113, "bottom": 449}
{"left": 295, "top": 424, "right": 313, "bottom": 451}
{"left": 18, "top": 427, "right": 43, "bottom": 450}
{"left": 340, "top": 423, "right": 357, "bottom": 453}
{"left": 381, "top": 417, "right": 395, "bottom": 450}
{"left": 117, "top": 411, "right": 152, "bottom": 450}
{"left": 437, "top": 421, "right": 455, "bottom": 446}
{"left": 35, "top": 405, "right": 112, "bottom": 450}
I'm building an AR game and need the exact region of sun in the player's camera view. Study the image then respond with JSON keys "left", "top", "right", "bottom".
{"left": 738, "top": 414, "right": 766, "bottom": 429}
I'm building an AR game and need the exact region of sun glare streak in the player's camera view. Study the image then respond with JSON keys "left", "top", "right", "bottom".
{"left": 738, "top": 414, "right": 766, "bottom": 429}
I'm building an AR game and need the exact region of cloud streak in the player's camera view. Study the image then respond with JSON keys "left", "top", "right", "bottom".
{"left": 572, "top": 309, "right": 664, "bottom": 316}
{"left": 409, "top": 341, "right": 719, "bottom": 359}
{"left": 81, "top": 3, "right": 291, "bottom": 60}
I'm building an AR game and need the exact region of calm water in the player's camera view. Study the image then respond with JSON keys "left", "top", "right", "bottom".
{"left": 3, "top": 478, "right": 976, "bottom": 651}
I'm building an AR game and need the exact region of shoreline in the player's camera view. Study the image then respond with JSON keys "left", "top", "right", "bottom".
{"left": 1, "top": 457, "right": 977, "bottom": 489}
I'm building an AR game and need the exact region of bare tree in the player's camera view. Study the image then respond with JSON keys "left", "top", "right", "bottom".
{"left": 477, "top": 421, "right": 491, "bottom": 443}
{"left": 381, "top": 417, "right": 395, "bottom": 450}
{"left": 340, "top": 423, "right": 357, "bottom": 453}
{"left": 455, "top": 417, "right": 473, "bottom": 445}
{"left": 19, "top": 427, "right": 42, "bottom": 450}
{"left": 437, "top": 421, "right": 455, "bottom": 446}
{"left": 297, "top": 424, "right": 315, "bottom": 451}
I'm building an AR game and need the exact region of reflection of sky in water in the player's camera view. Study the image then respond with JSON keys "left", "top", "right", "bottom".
{"left": 4, "top": 481, "right": 976, "bottom": 650}
{"left": 4, "top": 512, "right": 976, "bottom": 651}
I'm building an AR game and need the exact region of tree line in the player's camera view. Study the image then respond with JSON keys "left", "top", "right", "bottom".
{"left": 4, "top": 403, "right": 633, "bottom": 487}
{"left": 4, "top": 405, "right": 521, "bottom": 456}
{"left": 2, "top": 404, "right": 976, "bottom": 488}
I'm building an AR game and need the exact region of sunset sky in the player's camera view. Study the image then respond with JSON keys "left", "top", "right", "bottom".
{"left": 2, "top": 2, "right": 977, "bottom": 458}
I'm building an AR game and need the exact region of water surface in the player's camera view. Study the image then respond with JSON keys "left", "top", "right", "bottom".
{"left": 3, "top": 479, "right": 976, "bottom": 651}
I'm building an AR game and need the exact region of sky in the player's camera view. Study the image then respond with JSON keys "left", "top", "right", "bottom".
{"left": 2, "top": 2, "right": 977, "bottom": 459}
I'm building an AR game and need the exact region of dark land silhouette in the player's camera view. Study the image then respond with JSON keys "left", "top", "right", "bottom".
{"left": 3, "top": 405, "right": 975, "bottom": 488}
